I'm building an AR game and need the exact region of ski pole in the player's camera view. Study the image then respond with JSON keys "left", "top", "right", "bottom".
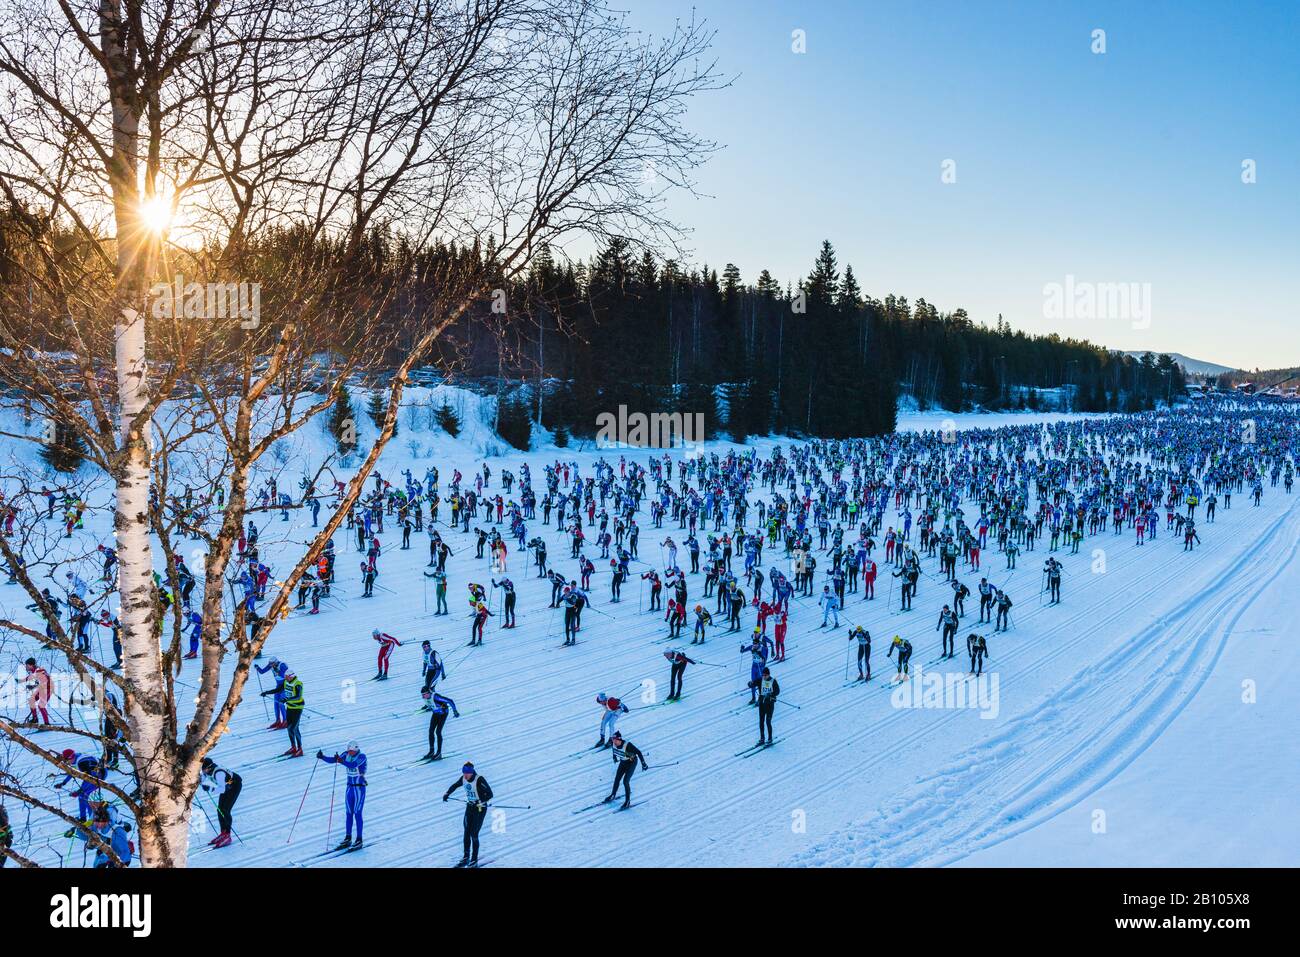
{"left": 446, "top": 797, "right": 532, "bottom": 810}
{"left": 204, "top": 791, "right": 244, "bottom": 846}
{"left": 254, "top": 668, "right": 270, "bottom": 721}
{"left": 775, "top": 698, "right": 802, "bottom": 710}
{"left": 325, "top": 760, "right": 338, "bottom": 851}
{"left": 286, "top": 759, "right": 319, "bottom": 845}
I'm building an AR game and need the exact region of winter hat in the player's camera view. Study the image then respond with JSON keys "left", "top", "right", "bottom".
{"left": 596, "top": 693, "right": 608, "bottom": 703}
{"left": 61, "top": 748, "right": 76, "bottom": 762}
{"left": 346, "top": 740, "right": 359, "bottom": 752}
{"left": 461, "top": 763, "right": 475, "bottom": 775}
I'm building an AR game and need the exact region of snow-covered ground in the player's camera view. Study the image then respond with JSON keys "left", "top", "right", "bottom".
{"left": 2, "top": 390, "right": 1296, "bottom": 868}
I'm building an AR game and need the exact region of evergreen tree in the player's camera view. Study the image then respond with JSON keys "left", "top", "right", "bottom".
{"left": 435, "top": 402, "right": 461, "bottom": 437}
{"left": 329, "top": 386, "right": 358, "bottom": 456}
{"left": 39, "top": 420, "right": 88, "bottom": 473}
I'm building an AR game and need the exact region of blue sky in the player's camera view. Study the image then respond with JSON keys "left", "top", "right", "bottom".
{"left": 624, "top": 0, "right": 1299, "bottom": 370}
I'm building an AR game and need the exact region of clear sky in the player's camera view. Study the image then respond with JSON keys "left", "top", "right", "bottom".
{"left": 624, "top": 0, "right": 1299, "bottom": 371}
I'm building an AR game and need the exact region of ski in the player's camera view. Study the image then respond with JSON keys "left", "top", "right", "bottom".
{"left": 389, "top": 751, "right": 459, "bottom": 771}
{"left": 572, "top": 799, "right": 616, "bottom": 814}
{"left": 291, "top": 836, "right": 385, "bottom": 866}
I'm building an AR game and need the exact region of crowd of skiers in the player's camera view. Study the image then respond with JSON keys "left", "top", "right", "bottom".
{"left": 3, "top": 401, "right": 1296, "bottom": 867}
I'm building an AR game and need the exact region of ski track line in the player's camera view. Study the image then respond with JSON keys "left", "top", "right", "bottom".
{"left": 786, "top": 492, "right": 1300, "bottom": 867}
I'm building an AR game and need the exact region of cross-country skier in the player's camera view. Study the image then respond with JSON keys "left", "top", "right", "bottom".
{"left": 594, "top": 692, "right": 628, "bottom": 748}
{"left": 470, "top": 601, "right": 493, "bottom": 646}
{"left": 372, "top": 630, "right": 402, "bottom": 679}
{"left": 749, "top": 667, "right": 780, "bottom": 746}
{"left": 849, "top": 626, "right": 872, "bottom": 680}
{"left": 967, "top": 632, "right": 989, "bottom": 676}
{"left": 317, "top": 742, "right": 367, "bottom": 850}
{"left": 937, "top": 604, "right": 959, "bottom": 658}
{"left": 199, "top": 757, "right": 242, "bottom": 848}
{"left": 888, "top": 635, "right": 913, "bottom": 680}
{"left": 491, "top": 578, "right": 516, "bottom": 627}
{"left": 256, "top": 658, "right": 289, "bottom": 729}
{"left": 263, "top": 669, "right": 304, "bottom": 756}
{"left": 664, "top": 649, "right": 694, "bottom": 700}
{"left": 422, "top": 691, "right": 460, "bottom": 760}
{"left": 994, "top": 589, "right": 1014, "bottom": 632}
{"left": 22, "top": 658, "right": 51, "bottom": 725}
{"left": 602, "top": 730, "right": 648, "bottom": 809}
{"left": 741, "top": 633, "right": 772, "bottom": 703}
{"left": 442, "top": 762, "right": 493, "bottom": 868}
{"left": 1043, "top": 558, "right": 1062, "bottom": 604}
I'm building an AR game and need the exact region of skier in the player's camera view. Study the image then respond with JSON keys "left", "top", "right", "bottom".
{"left": 421, "top": 641, "right": 445, "bottom": 693}
{"left": 967, "top": 632, "right": 989, "bottom": 676}
{"left": 772, "top": 605, "right": 789, "bottom": 661}
{"left": 74, "top": 806, "right": 133, "bottom": 869}
{"left": 594, "top": 692, "right": 628, "bottom": 748}
{"left": 1043, "top": 558, "right": 1062, "bottom": 604}
{"left": 199, "top": 757, "right": 242, "bottom": 848}
{"left": 936, "top": 604, "right": 959, "bottom": 658}
{"left": 664, "top": 648, "right": 694, "bottom": 700}
{"left": 492, "top": 578, "right": 516, "bottom": 627}
{"left": 263, "top": 669, "right": 304, "bottom": 756}
{"left": 372, "top": 629, "right": 402, "bottom": 679}
{"left": 256, "top": 657, "right": 289, "bottom": 729}
{"left": 691, "top": 604, "right": 713, "bottom": 645}
{"left": 602, "top": 730, "right": 648, "bottom": 810}
{"left": 469, "top": 601, "right": 493, "bottom": 646}
{"left": 423, "top": 691, "right": 460, "bottom": 760}
{"left": 442, "top": 762, "right": 493, "bottom": 868}
{"left": 994, "top": 589, "right": 1014, "bottom": 632}
{"left": 316, "top": 741, "right": 367, "bottom": 850}
{"left": 741, "top": 633, "right": 771, "bottom": 704}
{"left": 849, "top": 625, "right": 872, "bottom": 680}
{"left": 22, "top": 658, "right": 51, "bottom": 725}
{"left": 749, "top": 666, "right": 780, "bottom": 747}
{"left": 888, "top": 635, "right": 913, "bottom": 680}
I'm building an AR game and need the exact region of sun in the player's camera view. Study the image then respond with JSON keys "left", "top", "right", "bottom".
{"left": 138, "top": 194, "right": 174, "bottom": 234}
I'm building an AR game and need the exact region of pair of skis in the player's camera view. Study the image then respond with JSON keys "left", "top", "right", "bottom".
{"left": 387, "top": 751, "right": 460, "bottom": 772}
{"left": 571, "top": 798, "right": 646, "bottom": 814}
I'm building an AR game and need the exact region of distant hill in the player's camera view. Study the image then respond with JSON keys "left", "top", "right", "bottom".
{"left": 1123, "top": 352, "right": 1233, "bottom": 377}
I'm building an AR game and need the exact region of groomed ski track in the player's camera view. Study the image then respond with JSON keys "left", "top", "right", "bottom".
{"left": 8, "top": 411, "right": 1298, "bottom": 868}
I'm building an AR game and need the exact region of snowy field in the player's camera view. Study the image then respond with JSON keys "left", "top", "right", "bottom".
{"left": 2, "top": 393, "right": 1297, "bottom": 869}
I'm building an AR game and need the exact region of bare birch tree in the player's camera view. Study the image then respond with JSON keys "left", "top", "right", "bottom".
{"left": 0, "top": 0, "right": 720, "bottom": 866}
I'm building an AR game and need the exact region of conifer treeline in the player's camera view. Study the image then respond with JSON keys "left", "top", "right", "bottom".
{"left": 2, "top": 209, "right": 1186, "bottom": 440}
{"left": 503, "top": 238, "right": 1186, "bottom": 440}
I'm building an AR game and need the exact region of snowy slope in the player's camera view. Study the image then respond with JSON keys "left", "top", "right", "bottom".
{"left": 3, "top": 395, "right": 1296, "bottom": 869}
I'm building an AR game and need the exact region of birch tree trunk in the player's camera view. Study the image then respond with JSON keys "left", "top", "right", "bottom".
{"left": 102, "top": 0, "right": 191, "bottom": 865}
